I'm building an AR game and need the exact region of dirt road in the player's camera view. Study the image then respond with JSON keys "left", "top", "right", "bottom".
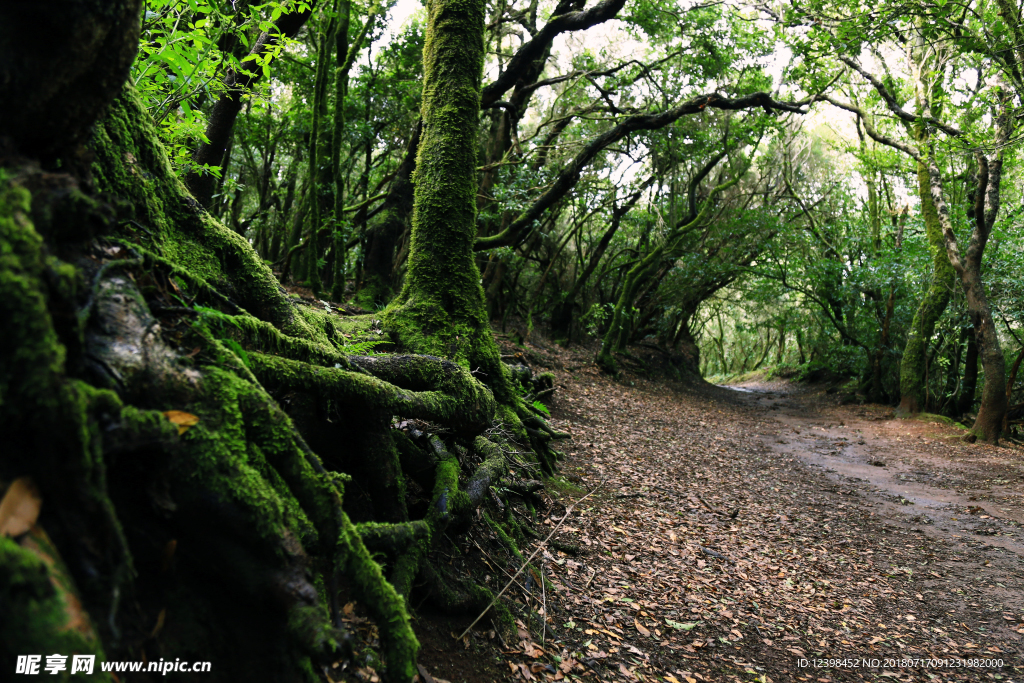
{"left": 510, "top": 369, "right": 1023, "bottom": 683}
{"left": 733, "top": 382, "right": 1024, "bottom": 614}
{"left": 413, "top": 359, "right": 1023, "bottom": 683}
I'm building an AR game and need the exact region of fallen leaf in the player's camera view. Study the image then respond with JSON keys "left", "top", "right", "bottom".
{"left": 150, "top": 608, "right": 167, "bottom": 638}
{"left": 634, "top": 618, "right": 651, "bottom": 636}
{"left": 665, "top": 619, "right": 699, "bottom": 631}
{"left": 163, "top": 410, "right": 200, "bottom": 435}
{"left": 0, "top": 477, "right": 42, "bottom": 537}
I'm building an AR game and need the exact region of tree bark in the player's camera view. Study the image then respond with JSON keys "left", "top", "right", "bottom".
{"left": 0, "top": 0, "right": 142, "bottom": 163}
{"left": 382, "top": 0, "right": 509, "bottom": 393}
{"left": 928, "top": 102, "right": 1011, "bottom": 441}
{"left": 897, "top": 161, "right": 954, "bottom": 414}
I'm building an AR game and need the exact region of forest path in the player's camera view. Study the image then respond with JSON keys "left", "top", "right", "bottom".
{"left": 512, "top": 364, "right": 1024, "bottom": 683}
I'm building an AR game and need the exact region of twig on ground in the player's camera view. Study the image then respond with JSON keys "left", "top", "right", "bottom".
{"left": 457, "top": 482, "right": 603, "bottom": 640}
{"left": 701, "top": 546, "right": 736, "bottom": 564}
{"left": 472, "top": 538, "right": 532, "bottom": 598}
{"left": 697, "top": 493, "right": 739, "bottom": 518}
{"left": 540, "top": 561, "right": 547, "bottom": 645}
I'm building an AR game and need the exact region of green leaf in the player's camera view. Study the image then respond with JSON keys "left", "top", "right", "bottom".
{"left": 222, "top": 339, "right": 251, "bottom": 368}
{"left": 665, "top": 620, "right": 701, "bottom": 631}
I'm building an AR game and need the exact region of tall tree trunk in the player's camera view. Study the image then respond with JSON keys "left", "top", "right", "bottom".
{"left": 382, "top": 0, "right": 508, "bottom": 391}
{"left": 184, "top": 6, "right": 314, "bottom": 206}
{"left": 307, "top": 7, "right": 339, "bottom": 297}
{"left": 928, "top": 96, "right": 1011, "bottom": 442}
{"left": 897, "top": 160, "right": 954, "bottom": 414}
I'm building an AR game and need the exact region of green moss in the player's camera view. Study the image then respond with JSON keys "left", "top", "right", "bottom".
{"left": 0, "top": 175, "right": 141, "bottom": 614}
{"left": 248, "top": 352, "right": 495, "bottom": 434}
{"left": 898, "top": 161, "right": 955, "bottom": 414}
{"left": 91, "top": 90, "right": 313, "bottom": 339}
{"left": 356, "top": 521, "right": 429, "bottom": 601}
{"left": 482, "top": 512, "right": 523, "bottom": 561}
{"left": 337, "top": 503, "right": 419, "bottom": 681}
{"left": 353, "top": 277, "right": 391, "bottom": 312}
{"left": 546, "top": 476, "right": 584, "bottom": 497}
{"left": 175, "top": 368, "right": 304, "bottom": 554}
{"left": 909, "top": 412, "right": 967, "bottom": 429}
{"left": 0, "top": 537, "right": 111, "bottom": 682}
{"left": 0, "top": 179, "right": 69, "bottom": 430}
{"left": 427, "top": 451, "right": 469, "bottom": 528}
{"left": 380, "top": 0, "right": 518, "bottom": 408}
{"left": 535, "top": 371, "right": 555, "bottom": 386}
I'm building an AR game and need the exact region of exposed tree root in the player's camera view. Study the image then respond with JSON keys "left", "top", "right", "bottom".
{"left": 1, "top": 82, "right": 572, "bottom": 683}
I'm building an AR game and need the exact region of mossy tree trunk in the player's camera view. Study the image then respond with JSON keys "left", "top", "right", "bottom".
{"left": 897, "top": 160, "right": 955, "bottom": 414}
{"left": 929, "top": 126, "right": 1010, "bottom": 442}
{"left": 378, "top": 0, "right": 569, "bottom": 484}
{"left": 381, "top": 0, "right": 505, "bottom": 391}
{"left": 1, "top": 2, "right": 569, "bottom": 681}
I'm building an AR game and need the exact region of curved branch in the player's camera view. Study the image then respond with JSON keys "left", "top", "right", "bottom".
{"left": 250, "top": 353, "right": 496, "bottom": 434}
{"left": 475, "top": 91, "right": 813, "bottom": 251}
{"left": 839, "top": 56, "right": 964, "bottom": 138}
{"left": 819, "top": 94, "right": 921, "bottom": 160}
{"left": 481, "top": 0, "right": 628, "bottom": 108}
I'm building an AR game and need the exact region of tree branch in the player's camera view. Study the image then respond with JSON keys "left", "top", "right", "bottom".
{"left": 839, "top": 56, "right": 964, "bottom": 137}
{"left": 475, "top": 91, "right": 813, "bottom": 251}
{"left": 480, "top": 0, "right": 627, "bottom": 108}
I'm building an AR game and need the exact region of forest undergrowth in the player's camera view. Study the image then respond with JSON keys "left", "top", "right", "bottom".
{"left": 404, "top": 336, "right": 1024, "bottom": 683}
